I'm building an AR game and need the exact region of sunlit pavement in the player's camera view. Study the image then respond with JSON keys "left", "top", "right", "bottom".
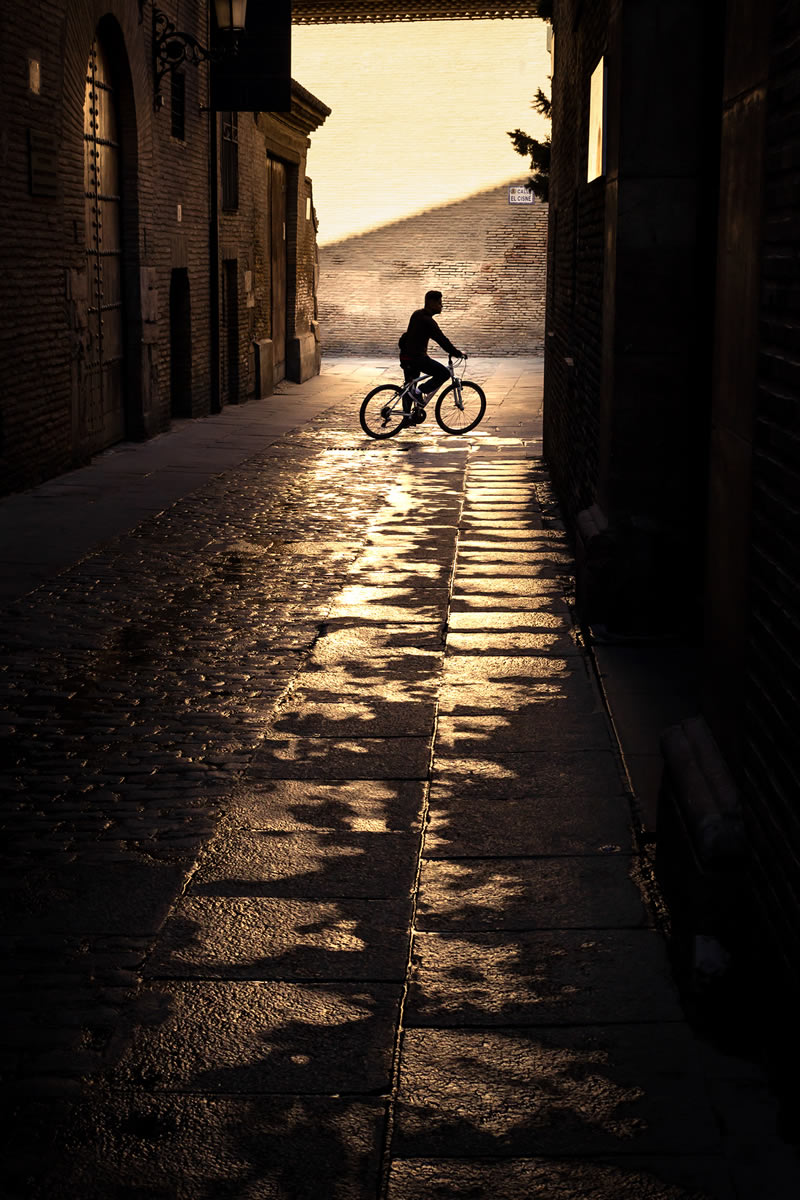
{"left": 2, "top": 357, "right": 797, "bottom": 1198}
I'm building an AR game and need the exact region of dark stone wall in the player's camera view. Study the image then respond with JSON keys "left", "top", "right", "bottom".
{"left": 545, "top": 0, "right": 723, "bottom": 633}
{"left": 544, "top": 0, "right": 610, "bottom": 520}
{"left": 547, "top": 0, "right": 800, "bottom": 1019}
{"left": 742, "top": 0, "right": 800, "bottom": 995}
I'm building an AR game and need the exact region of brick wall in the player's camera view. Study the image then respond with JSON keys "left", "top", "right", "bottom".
{"left": 543, "top": 0, "right": 610, "bottom": 519}
{"left": 0, "top": 0, "right": 327, "bottom": 495}
{"left": 744, "top": 0, "right": 800, "bottom": 993}
{"left": 294, "top": 175, "right": 319, "bottom": 337}
{"left": 317, "top": 184, "right": 548, "bottom": 356}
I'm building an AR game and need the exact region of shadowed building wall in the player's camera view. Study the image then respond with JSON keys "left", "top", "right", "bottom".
{"left": 318, "top": 184, "right": 548, "bottom": 355}
{"left": 545, "top": 0, "right": 800, "bottom": 1043}
{"left": 0, "top": 0, "right": 328, "bottom": 496}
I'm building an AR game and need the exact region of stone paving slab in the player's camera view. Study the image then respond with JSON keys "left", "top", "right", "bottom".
{"left": 393, "top": 1025, "right": 723, "bottom": 1156}
{"left": 449, "top": 591, "right": 567, "bottom": 611}
{"left": 288, "top": 669, "right": 442, "bottom": 702}
{"left": 435, "top": 710, "right": 613, "bottom": 753}
{"left": 406, "top": 929, "right": 683, "bottom": 1025}
{"left": 424, "top": 787, "right": 633, "bottom": 856}
{"left": 436, "top": 671, "right": 601, "bottom": 710}
{"left": 441, "top": 653, "right": 580, "bottom": 683}
{"left": 32, "top": 1093, "right": 387, "bottom": 1200}
{"left": 455, "top": 549, "right": 562, "bottom": 566}
{"left": 446, "top": 607, "right": 568, "bottom": 629}
{"left": 190, "top": 831, "right": 421, "bottom": 899}
{"left": 345, "top": 569, "right": 451, "bottom": 588}
{"left": 416, "top": 857, "right": 648, "bottom": 931}
{"left": 326, "top": 600, "right": 449, "bottom": 624}
{"left": 272, "top": 700, "right": 437, "bottom": 738}
{"left": 456, "top": 544, "right": 556, "bottom": 561}
{"left": 247, "top": 735, "right": 432, "bottom": 780}
{"left": 146, "top": 896, "right": 412, "bottom": 981}
{"left": 432, "top": 749, "right": 627, "bottom": 798}
{"left": 308, "top": 624, "right": 444, "bottom": 661}
{"left": 110, "top": 980, "right": 401, "bottom": 1094}
{"left": 446, "top": 630, "right": 580, "bottom": 656}
{"left": 451, "top": 577, "right": 568, "bottom": 599}
{"left": 226, "top": 778, "right": 426, "bottom": 833}
{"left": 386, "top": 1157, "right": 735, "bottom": 1199}
{"left": 350, "top": 538, "right": 457, "bottom": 561}
{"left": 453, "top": 562, "right": 568, "bottom": 581}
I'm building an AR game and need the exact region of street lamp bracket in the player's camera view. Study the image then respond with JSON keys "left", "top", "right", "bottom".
{"left": 152, "top": 5, "right": 246, "bottom": 107}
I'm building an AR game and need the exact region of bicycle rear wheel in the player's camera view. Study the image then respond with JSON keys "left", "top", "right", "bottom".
{"left": 360, "top": 385, "right": 407, "bottom": 439}
{"left": 435, "top": 380, "right": 486, "bottom": 434}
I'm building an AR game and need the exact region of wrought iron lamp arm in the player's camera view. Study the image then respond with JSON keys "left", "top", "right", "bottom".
{"left": 153, "top": 7, "right": 219, "bottom": 93}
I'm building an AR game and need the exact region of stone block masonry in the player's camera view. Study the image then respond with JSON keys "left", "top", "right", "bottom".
{"left": 318, "top": 183, "right": 548, "bottom": 356}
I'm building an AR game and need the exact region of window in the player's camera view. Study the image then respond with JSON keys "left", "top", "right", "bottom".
{"left": 587, "top": 56, "right": 607, "bottom": 182}
{"left": 171, "top": 72, "right": 185, "bottom": 140}
{"left": 221, "top": 111, "right": 239, "bottom": 210}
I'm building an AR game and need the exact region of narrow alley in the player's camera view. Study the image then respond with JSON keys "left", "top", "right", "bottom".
{"left": 2, "top": 361, "right": 796, "bottom": 1199}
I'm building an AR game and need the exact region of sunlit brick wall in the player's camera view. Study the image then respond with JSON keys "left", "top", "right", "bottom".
{"left": 318, "top": 185, "right": 548, "bottom": 355}
{"left": 293, "top": 18, "right": 551, "bottom": 357}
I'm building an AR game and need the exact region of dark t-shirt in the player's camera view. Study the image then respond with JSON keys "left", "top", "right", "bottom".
{"left": 399, "top": 308, "right": 459, "bottom": 360}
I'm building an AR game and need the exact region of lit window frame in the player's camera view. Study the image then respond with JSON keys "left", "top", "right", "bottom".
{"left": 587, "top": 55, "right": 607, "bottom": 183}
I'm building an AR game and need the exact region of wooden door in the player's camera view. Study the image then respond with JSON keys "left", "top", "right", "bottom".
{"left": 84, "top": 36, "right": 125, "bottom": 451}
{"left": 269, "top": 157, "right": 287, "bottom": 384}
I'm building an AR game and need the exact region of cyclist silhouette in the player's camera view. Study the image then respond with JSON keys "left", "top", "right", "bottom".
{"left": 398, "top": 291, "right": 464, "bottom": 412}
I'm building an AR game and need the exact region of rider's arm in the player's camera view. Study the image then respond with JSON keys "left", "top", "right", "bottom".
{"left": 426, "top": 315, "right": 461, "bottom": 358}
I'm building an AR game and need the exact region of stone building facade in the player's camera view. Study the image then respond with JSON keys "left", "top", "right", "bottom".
{"left": 318, "top": 184, "right": 548, "bottom": 356}
{"left": 0, "top": 0, "right": 328, "bottom": 496}
{"left": 545, "top": 0, "right": 800, "bottom": 1032}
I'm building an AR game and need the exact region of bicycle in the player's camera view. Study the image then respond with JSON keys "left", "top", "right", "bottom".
{"left": 359, "top": 355, "right": 486, "bottom": 440}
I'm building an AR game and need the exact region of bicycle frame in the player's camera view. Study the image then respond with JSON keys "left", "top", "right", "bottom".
{"left": 399, "top": 356, "right": 465, "bottom": 414}
{"left": 362, "top": 352, "right": 484, "bottom": 439}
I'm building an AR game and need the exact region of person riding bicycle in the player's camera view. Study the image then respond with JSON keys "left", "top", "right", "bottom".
{"left": 399, "top": 291, "right": 465, "bottom": 415}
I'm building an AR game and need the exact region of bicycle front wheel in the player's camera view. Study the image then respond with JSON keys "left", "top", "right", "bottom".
{"left": 360, "top": 385, "right": 407, "bottom": 439}
{"left": 435, "top": 380, "right": 486, "bottom": 434}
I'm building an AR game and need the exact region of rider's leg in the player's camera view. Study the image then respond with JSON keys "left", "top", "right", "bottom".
{"left": 401, "top": 362, "right": 419, "bottom": 412}
{"left": 417, "top": 355, "right": 450, "bottom": 397}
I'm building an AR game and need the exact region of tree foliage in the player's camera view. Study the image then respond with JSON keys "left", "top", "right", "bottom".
{"left": 506, "top": 2, "right": 553, "bottom": 201}
{"left": 507, "top": 128, "right": 551, "bottom": 201}
{"left": 532, "top": 87, "right": 551, "bottom": 119}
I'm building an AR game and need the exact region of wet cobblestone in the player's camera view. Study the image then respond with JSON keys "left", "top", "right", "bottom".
{"left": 3, "top": 363, "right": 798, "bottom": 1198}
{"left": 1, "top": 409, "right": 419, "bottom": 1115}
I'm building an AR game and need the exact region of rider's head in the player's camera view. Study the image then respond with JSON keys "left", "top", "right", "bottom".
{"left": 424, "top": 290, "right": 443, "bottom": 315}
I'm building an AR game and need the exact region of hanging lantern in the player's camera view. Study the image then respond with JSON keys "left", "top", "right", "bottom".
{"left": 214, "top": 0, "right": 248, "bottom": 32}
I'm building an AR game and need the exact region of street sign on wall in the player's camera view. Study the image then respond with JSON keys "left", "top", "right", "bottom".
{"left": 508, "top": 185, "right": 535, "bottom": 204}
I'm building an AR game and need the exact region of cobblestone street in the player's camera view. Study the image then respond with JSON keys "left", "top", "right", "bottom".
{"left": 2, "top": 359, "right": 797, "bottom": 1199}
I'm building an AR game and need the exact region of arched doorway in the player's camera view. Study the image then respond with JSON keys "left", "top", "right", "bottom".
{"left": 83, "top": 34, "right": 126, "bottom": 452}
{"left": 170, "top": 269, "right": 193, "bottom": 417}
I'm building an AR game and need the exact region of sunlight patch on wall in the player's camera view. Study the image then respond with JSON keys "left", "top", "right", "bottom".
{"left": 293, "top": 18, "right": 551, "bottom": 245}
